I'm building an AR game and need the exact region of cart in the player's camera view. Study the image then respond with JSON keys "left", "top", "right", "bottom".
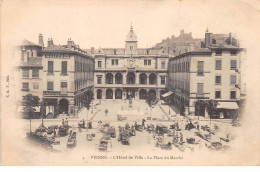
{"left": 98, "top": 138, "right": 112, "bottom": 151}
{"left": 107, "top": 127, "right": 116, "bottom": 138}
{"left": 186, "top": 137, "right": 195, "bottom": 144}
{"left": 118, "top": 130, "right": 130, "bottom": 145}
{"left": 67, "top": 132, "right": 77, "bottom": 148}
{"left": 58, "top": 124, "right": 70, "bottom": 137}
{"left": 156, "top": 124, "right": 168, "bottom": 134}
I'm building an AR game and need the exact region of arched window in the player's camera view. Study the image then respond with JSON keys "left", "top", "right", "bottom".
{"left": 139, "top": 73, "right": 147, "bottom": 85}
{"left": 115, "top": 73, "right": 123, "bottom": 84}
{"left": 127, "top": 72, "right": 135, "bottom": 84}
{"left": 149, "top": 73, "right": 157, "bottom": 85}
{"left": 106, "top": 73, "right": 113, "bottom": 84}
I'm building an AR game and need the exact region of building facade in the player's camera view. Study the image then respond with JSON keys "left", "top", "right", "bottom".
{"left": 167, "top": 30, "right": 243, "bottom": 118}
{"left": 92, "top": 25, "right": 169, "bottom": 100}
{"left": 42, "top": 38, "right": 94, "bottom": 117}
{"left": 17, "top": 37, "right": 44, "bottom": 102}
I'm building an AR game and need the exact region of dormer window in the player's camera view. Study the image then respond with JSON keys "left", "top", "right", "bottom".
{"left": 230, "top": 50, "right": 237, "bottom": 55}
{"left": 215, "top": 49, "right": 222, "bottom": 56}
{"left": 146, "top": 50, "right": 149, "bottom": 55}
{"left": 212, "top": 39, "right": 216, "bottom": 44}
{"left": 114, "top": 49, "right": 116, "bottom": 55}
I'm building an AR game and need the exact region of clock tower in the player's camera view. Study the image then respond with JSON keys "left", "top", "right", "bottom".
{"left": 125, "top": 24, "right": 138, "bottom": 56}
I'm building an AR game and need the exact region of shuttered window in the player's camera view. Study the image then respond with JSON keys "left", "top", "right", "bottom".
{"left": 32, "top": 69, "right": 39, "bottom": 78}
{"left": 197, "top": 83, "right": 204, "bottom": 95}
{"left": 47, "top": 81, "right": 53, "bottom": 90}
{"left": 215, "top": 76, "right": 221, "bottom": 84}
{"left": 230, "top": 75, "right": 236, "bottom": 84}
{"left": 215, "top": 60, "right": 222, "bottom": 70}
{"left": 215, "top": 91, "right": 221, "bottom": 99}
{"left": 61, "top": 61, "right": 67, "bottom": 75}
{"left": 22, "top": 82, "right": 29, "bottom": 89}
{"left": 98, "top": 61, "right": 102, "bottom": 68}
{"left": 48, "top": 61, "right": 54, "bottom": 74}
{"left": 197, "top": 61, "right": 204, "bottom": 75}
{"left": 230, "top": 91, "right": 236, "bottom": 99}
{"left": 22, "top": 69, "right": 29, "bottom": 78}
{"left": 231, "top": 60, "right": 237, "bottom": 69}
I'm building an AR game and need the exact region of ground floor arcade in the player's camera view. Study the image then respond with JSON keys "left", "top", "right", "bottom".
{"left": 42, "top": 87, "right": 94, "bottom": 118}
{"left": 166, "top": 92, "right": 240, "bottom": 119}
{"left": 94, "top": 87, "right": 166, "bottom": 100}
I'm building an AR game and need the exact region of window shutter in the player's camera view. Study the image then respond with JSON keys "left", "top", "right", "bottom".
{"left": 198, "top": 61, "right": 204, "bottom": 74}
{"left": 231, "top": 60, "right": 237, "bottom": 69}
{"left": 48, "top": 61, "right": 54, "bottom": 73}
{"left": 216, "top": 60, "right": 222, "bottom": 70}
{"left": 197, "top": 83, "right": 203, "bottom": 95}
{"left": 230, "top": 75, "right": 236, "bottom": 84}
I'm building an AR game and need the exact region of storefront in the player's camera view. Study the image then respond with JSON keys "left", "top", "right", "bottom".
{"left": 216, "top": 102, "right": 239, "bottom": 119}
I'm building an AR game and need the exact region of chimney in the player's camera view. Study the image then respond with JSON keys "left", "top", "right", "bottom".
{"left": 50, "top": 38, "right": 53, "bottom": 46}
{"left": 38, "top": 33, "right": 44, "bottom": 48}
{"left": 91, "top": 47, "right": 95, "bottom": 54}
{"left": 67, "top": 38, "right": 72, "bottom": 48}
{"left": 205, "top": 28, "right": 212, "bottom": 47}
{"left": 21, "top": 46, "right": 26, "bottom": 62}
{"left": 47, "top": 38, "right": 51, "bottom": 47}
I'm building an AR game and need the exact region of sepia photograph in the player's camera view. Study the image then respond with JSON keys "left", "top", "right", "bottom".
{"left": 0, "top": 0, "right": 260, "bottom": 166}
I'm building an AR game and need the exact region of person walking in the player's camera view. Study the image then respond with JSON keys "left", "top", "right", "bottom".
{"left": 142, "top": 119, "right": 146, "bottom": 129}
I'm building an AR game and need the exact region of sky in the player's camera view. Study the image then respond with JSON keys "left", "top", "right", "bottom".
{"left": 1, "top": 0, "right": 260, "bottom": 49}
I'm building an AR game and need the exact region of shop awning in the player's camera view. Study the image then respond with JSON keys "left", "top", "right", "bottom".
{"left": 162, "top": 91, "right": 173, "bottom": 98}
{"left": 216, "top": 102, "right": 239, "bottom": 110}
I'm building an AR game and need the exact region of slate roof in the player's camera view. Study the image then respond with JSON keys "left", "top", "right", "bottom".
{"left": 43, "top": 45, "right": 72, "bottom": 52}
{"left": 171, "top": 48, "right": 212, "bottom": 59}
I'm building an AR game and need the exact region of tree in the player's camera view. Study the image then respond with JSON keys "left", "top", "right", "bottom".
{"left": 206, "top": 100, "right": 218, "bottom": 118}
{"left": 82, "top": 91, "right": 94, "bottom": 131}
{"left": 22, "top": 94, "right": 40, "bottom": 133}
{"left": 23, "top": 94, "right": 40, "bottom": 119}
{"left": 205, "top": 100, "right": 218, "bottom": 125}
{"left": 145, "top": 93, "right": 159, "bottom": 123}
{"left": 194, "top": 99, "right": 207, "bottom": 120}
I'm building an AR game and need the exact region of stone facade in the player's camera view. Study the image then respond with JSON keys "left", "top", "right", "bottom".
{"left": 167, "top": 31, "right": 243, "bottom": 118}
{"left": 91, "top": 25, "right": 169, "bottom": 100}
{"left": 41, "top": 38, "right": 94, "bottom": 117}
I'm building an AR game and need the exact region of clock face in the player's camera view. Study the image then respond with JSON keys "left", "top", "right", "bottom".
{"left": 130, "top": 60, "right": 133, "bottom": 65}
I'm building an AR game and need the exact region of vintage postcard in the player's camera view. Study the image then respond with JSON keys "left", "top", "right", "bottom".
{"left": 1, "top": 0, "right": 260, "bottom": 166}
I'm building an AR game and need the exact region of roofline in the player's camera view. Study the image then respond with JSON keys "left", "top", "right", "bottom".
{"left": 42, "top": 49, "right": 94, "bottom": 60}
{"left": 170, "top": 49, "right": 212, "bottom": 59}
{"left": 208, "top": 46, "right": 243, "bottom": 50}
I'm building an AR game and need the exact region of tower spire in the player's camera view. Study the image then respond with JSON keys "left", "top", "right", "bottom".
{"left": 130, "top": 22, "right": 133, "bottom": 32}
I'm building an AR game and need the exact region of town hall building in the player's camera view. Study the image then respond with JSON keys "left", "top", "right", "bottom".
{"left": 91, "top": 25, "right": 169, "bottom": 100}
